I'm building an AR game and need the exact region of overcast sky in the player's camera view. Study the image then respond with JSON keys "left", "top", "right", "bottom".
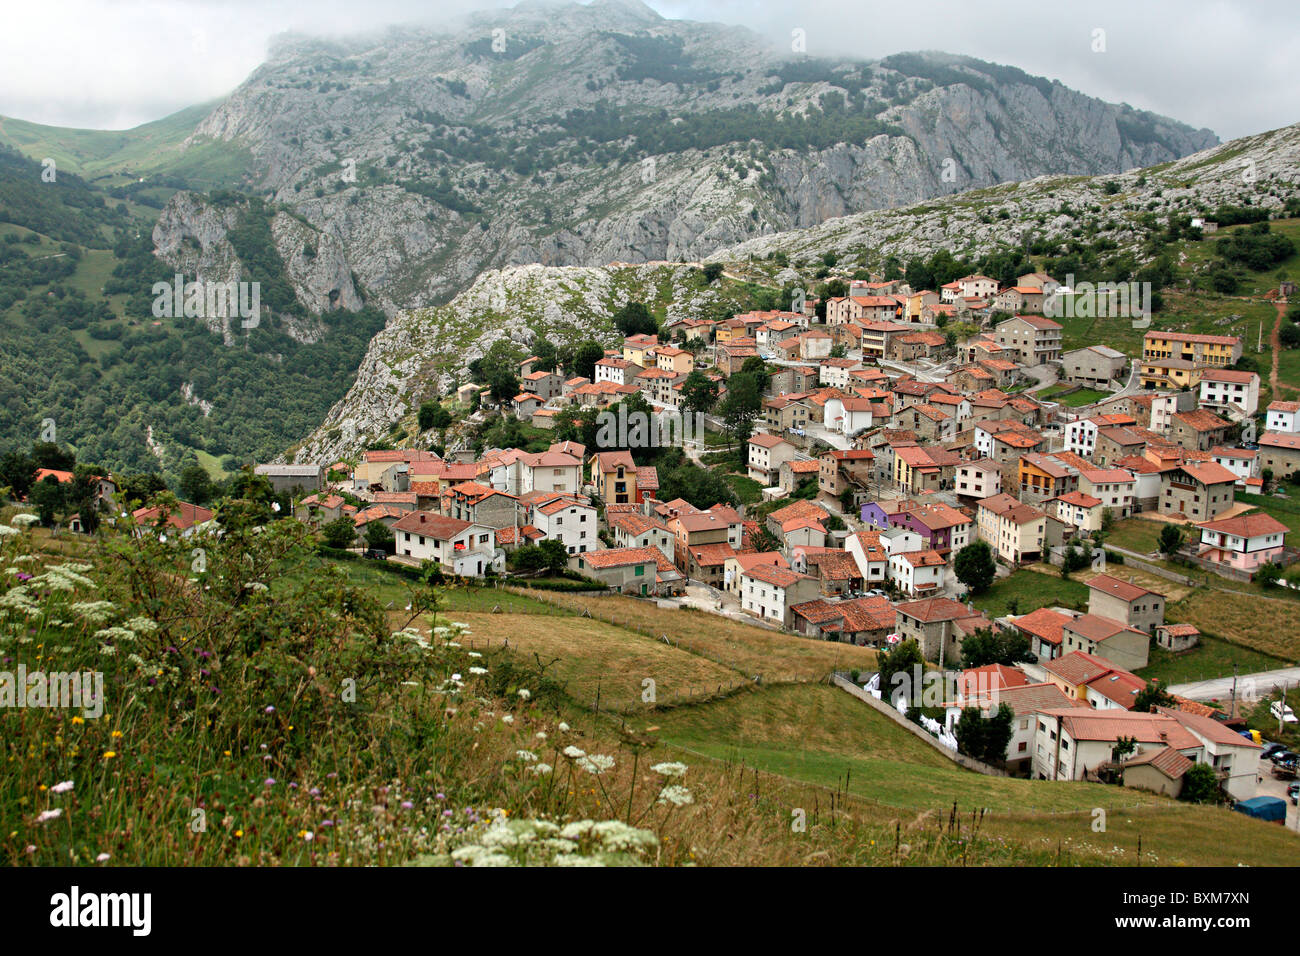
{"left": 1, "top": 0, "right": 1295, "bottom": 140}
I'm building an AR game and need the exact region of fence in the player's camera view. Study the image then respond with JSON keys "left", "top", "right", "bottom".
{"left": 830, "top": 673, "right": 1007, "bottom": 776}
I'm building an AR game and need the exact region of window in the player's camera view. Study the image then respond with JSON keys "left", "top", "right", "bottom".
{"left": 634, "top": 565, "right": 645, "bottom": 576}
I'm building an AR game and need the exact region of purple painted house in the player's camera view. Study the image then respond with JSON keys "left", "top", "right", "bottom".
{"left": 885, "top": 501, "right": 972, "bottom": 556}
{"left": 860, "top": 502, "right": 890, "bottom": 530}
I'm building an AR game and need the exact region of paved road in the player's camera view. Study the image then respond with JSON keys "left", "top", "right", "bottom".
{"left": 1169, "top": 667, "right": 1300, "bottom": 702}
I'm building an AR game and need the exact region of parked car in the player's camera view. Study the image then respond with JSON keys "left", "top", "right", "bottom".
{"left": 1288, "top": 783, "right": 1300, "bottom": 805}
{"left": 1262, "top": 742, "right": 1289, "bottom": 760}
{"left": 363, "top": 549, "right": 388, "bottom": 560}
{"left": 1269, "top": 750, "right": 1300, "bottom": 765}
{"left": 1270, "top": 701, "right": 1298, "bottom": 724}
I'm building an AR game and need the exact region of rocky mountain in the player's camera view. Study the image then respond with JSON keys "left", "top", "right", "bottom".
{"left": 173, "top": 0, "right": 1213, "bottom": 313}
{"left": 291, "top": 121, "right": 1299, "bottom": 464}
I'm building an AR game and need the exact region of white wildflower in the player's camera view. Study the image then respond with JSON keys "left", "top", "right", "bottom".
{"left": 657, "top": 785, "right": 694, "bottom": 808}
{"left": 651, "top": 761, "right": 689, "bottom": 778}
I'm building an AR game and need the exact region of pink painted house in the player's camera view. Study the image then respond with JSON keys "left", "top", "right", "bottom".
{"left": 1196, "top": 512, "right": 1289, "bottom": 571}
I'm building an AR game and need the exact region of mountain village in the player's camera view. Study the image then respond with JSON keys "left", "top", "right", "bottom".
{"left": 116, "top": 268, "right": 1285, "bottom": 807}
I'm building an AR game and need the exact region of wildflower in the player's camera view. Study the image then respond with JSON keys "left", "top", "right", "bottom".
{"left": 71, "top": 601, "right": 116, "bottom": 624}
{"left": 515, "top": 750, "right": 538, "bottom": 762}
{"left": 469, "top": 667, "right": 487, "bottom": 675}
{"left": 50, "top": 781, "right": 74, "bottom": 794}
{"left": 577, "top": 754, "right": 615, "bottom": 775}
{"left": 651, "top": 761, "right": 689, "bottom": 778}
{"left": 264, "top": 706, "right": 276, "bottom": 714}
{"left": 9, "top": 513, "right": 38, "bottom": 527}
{"left": 558, "top": 722, "right": 570, "bottom": 733}
{"left": 535, "top": 732, "right": 547, "bottom": 742}
{"left": 517, "top": 689, "right": 531, "bottom": 700}
{"left": 656, "top": 785, "right": 694, "bottom": 808}
{"left": 527, "top": 763, "right": 553, "bottom": 775}
{"left": 562, "top": 746, "right": 585, "bottom": 759}
{"left": 95, "top": 853, "right": 110, "bottom": 863}
{"left": 264, "top": 778, "right": 276, "bottom": 787}
{"left": 102, "top": 751, "right": 116, "bottom": 759}
{"left": 36, "top": 809, "right": 62, "bottom": 823}
{"left": 501, "top": 715, "right": 514, "bottom": 725}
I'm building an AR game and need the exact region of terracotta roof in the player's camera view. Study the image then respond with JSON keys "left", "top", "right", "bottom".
{"left": 1086, "top": 573, "right": 1160, "bottom": 602}
{"left": 1156, "top": 705, "right": 1262, "bottom": 750}
{"left": 1197, "top": 512, "right": 1289, "bottom": 538}
{"left": 731, "top": 558, "right": 810, "bottom": 589}
{"left": 768, "top": 499, "right": 830, "bottom": 526}
{"left": 1085, "top": 669, "right": 1147, "bottom": 709}
{"left": 1260, "top": 432, "right": 1300, "bottom": 450}
{"left": 1010, "top": 607, "right": 1071, "bottom": 646}
{"left": 790, "top": 599, "right": 845, "bottom": 625}
{"left": 1063, "top": 613, "right": 1147, "bottom": 644}
{"left": 353, "top": 504, "right": 408, "bottom": 526}
{"left": 1042, "top": 649, "right": 1117, "bottom": 685}
{"left": 132, "top": 501, "right": 213, "bottom": 531}
{"left": 688, "top": 542, "right": 738, "bottom": 566}
{"left": 391, "top": 511, "right": 475, "bottom": 538}
{"left": 1172, "top": 461, "right": 1238, "bottom": 486}
{"left": 1199, "top": 368, "right": 1257, "bottom": 383}
{"left": 607, "top": 511, "right": 668, "bottom": 536}
{"left": 1123, "top": 746, "right": 1193, "bottom": 779}
{"left": 895, "top": 596, "right": 982, "bottom": 624}
{"left": 1036, "top": 709, "right": 1199, "bottom": 749}
{"left": 1173, "top": 409, "right": 1231, "bottom": 432}
{"left": 748, "top": 432, "right": 790, "bottom": 449}
{"left": 580, "top": 546, "right": 662, "bottom": 569}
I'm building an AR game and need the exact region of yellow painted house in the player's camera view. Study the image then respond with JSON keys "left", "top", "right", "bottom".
{"left": 1142, "top": 332, "right": 1242, "bottom": 368}
{"left": 1138, "top": 358, "right": 1202, "bottom": 391}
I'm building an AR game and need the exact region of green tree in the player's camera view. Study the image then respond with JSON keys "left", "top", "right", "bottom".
{"left": 1281, "top": 324, "right": 1300, "bottom": 349}
{"left": 877, "top": 638, "right": 925, "bottom": 712}
{"left": 31, "top": 441, "right": 75, "bottom": 472}
{"left": 958, "top": 627, "right": 1031, "bottom": 668}
{"left": 179, "top": 464, "right": 215, "bottom": 505}
{"left": 0, "top": 449, "right": 37, "bottom": 500}
{"left": 612, "top": 301, "right": 657, "bottom": 337}
{"left": 1133, "top": 679, "right": 1175, "bottom": 713}
{"left": 1158, "top": 524, "right": 1184, "bottom": 556}
{"left": 572, "top": 341, "right": 606, "bottom": 381}
{"left": 1180, "top": 762, "right": 1222, "bottom": 804}
{"left": 119, "top": 473, "right": 169, "bottom": 508}
{"left": 702, "top": 263, "right": 724, "bottom": 284}
{"left": 953, "top": 540, "right": 996, "bottom": 595}
{"left": 537, "top": 538, "right": 569, "bottom": 574}
{"left": 531, "top": 338, "right": 559, "bottom": 373}
{"left": 30, "top": 475, "right": 64, "bottom": 526}
{"left": 365, "top": 520, "right": 395, "bottom": 554}
{"left": 1254, "top": 561, "right": 1283, "bottom": 588}
{"left": 719, "top": 373, "right": 763, "bottom": 447}
{"left": 955, "top": 702, "right": 1014, "bottom": 764}
{"left": 321, "top": 516, "right": 358, "bottom": 550}
{"left": 679, "top": 370, "right": 719, "bottom": 416}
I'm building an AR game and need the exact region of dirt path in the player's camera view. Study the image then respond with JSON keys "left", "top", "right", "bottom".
{"left": 1270, "top": 300, "right": 1285, "bottom": 395}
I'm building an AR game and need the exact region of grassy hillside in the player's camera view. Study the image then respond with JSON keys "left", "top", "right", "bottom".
{"left": 0, "top": 104, "right": 250, "bottom": 192}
